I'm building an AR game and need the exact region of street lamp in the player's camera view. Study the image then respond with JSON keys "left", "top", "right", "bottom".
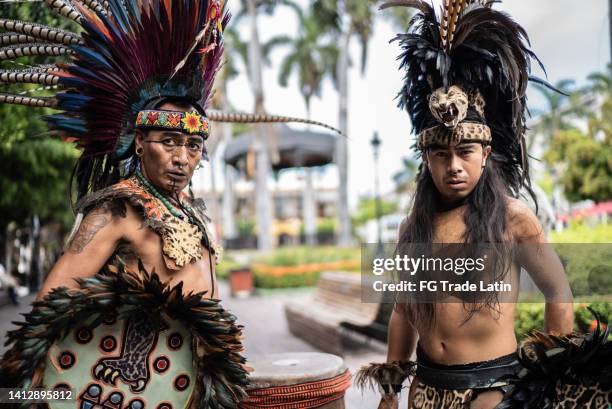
{"left": 370, "top": 132, "right": 383, "bottom": 252}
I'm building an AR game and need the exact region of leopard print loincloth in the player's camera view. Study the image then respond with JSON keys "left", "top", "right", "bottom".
{"left": 410, "top": 381, "right": 612, "bottom": 408}
{"left": 410, "top": 381, "right": 474, "bottom": 409}
{"left": 549, "top": 381, "right": 612, "bottom": 408}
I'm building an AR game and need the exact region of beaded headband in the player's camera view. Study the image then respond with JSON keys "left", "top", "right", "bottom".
{"left": 135, "top": 110, "right": 210, "bottom": 138}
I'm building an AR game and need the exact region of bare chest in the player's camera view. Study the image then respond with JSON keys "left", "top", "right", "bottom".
{"left": 432, "top": 207, "right": 467, "bottom": 243}
{"left": 118, "top": 217, "right": 217, "bottom": 298}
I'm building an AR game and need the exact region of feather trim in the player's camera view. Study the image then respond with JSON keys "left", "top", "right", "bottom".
{"left": 440, "top": 0, "right": 469, "bottom": 51}
{"left": 379, "top": 0, "right": 433, "bottom": 14}
{"left": 0, "top": 262, "right": 248, "bottom": 408}
{"left": 497, "top": 311, "right": 612, "bottom": 408}
{"left": 80, "top": 0, "right": 109, "bottom": 15}
{"left": 355, "top": 361, "right": 416, "bottom": 395}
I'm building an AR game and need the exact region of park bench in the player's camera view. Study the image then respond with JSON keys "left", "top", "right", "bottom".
{"left": 284, "top": 271, "right": 392, "bottom": 356}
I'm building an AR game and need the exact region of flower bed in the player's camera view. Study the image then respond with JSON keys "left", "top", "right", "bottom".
{"left": 216, "top": 246, "right": 361, "bottom": 288}
{"left": 252, "top": 260, "right": 360, "bottom": 288}
{"left": 251, "top": 246, "right": 360, "bottom": 288}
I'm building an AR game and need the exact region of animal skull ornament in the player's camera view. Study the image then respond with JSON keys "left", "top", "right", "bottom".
{"left": 428, "top": 85, "right": 469, "bottom": 128}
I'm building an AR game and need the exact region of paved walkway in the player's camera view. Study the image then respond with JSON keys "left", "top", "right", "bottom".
{"left": 0, "top": 283, "right": 409, "bottom": 408}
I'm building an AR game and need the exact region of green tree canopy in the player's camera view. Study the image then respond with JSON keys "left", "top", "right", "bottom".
{"left": 0, "top": 2, "right": 80, "bottom": 231}
{"left": 0, "top": 138, "right": 78, "bottom": 231}
{"left": 545, "top": 129, "right": 611, "bottom": 202}
{"left": 539, "top": 66, "right": 612, "bottom": 203}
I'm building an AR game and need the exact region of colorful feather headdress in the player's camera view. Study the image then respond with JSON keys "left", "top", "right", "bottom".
{"left": 0, "top": 0, "right": 338, "bottom": 198}
{"left": 381, "top": 0, "right": 553, "bottom": 194}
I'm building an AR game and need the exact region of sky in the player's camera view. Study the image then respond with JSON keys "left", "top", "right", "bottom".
{"left": 195, "top": 0, "right": 611, "bottom": 210}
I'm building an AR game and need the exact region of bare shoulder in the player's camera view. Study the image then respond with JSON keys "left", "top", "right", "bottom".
{"left": 66, "top": 200, "right": 130, "bottom": 253}
{"left": 506, "top": 196, "right": 545, "bottom": 243}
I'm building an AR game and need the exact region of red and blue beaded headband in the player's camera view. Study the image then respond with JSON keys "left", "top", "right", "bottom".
{"left": 135, "top": 110, "right": 210, "bottom": 138}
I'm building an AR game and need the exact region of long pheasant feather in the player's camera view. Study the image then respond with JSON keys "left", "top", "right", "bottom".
{"left": 207, "top": 110, "right": 343, "bottom": 135}
{"left": 440, "top": 0, "right": 469, "bottom": 51}
{"left": 0, "top": 19, "right": 82, "bottom": 45}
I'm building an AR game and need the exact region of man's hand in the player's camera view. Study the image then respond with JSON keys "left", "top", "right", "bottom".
{"left": 377, "top": 394, "right": 398, "bottom": 409}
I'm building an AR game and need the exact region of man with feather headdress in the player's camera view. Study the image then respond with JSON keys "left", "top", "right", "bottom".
{"left": 0, "top": 0, "right": 338, "bottom": 407}
{"left": 356, "top": 1, "right": 611, "bottom": 408}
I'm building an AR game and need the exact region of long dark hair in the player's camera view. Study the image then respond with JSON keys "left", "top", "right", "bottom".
{"left": 397, "top": 151, "right": 515, "bottom": 325}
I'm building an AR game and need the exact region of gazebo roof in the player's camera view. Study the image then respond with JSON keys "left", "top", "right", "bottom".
{"left": 223, "top": 124, "right": 336, "bottom": 171}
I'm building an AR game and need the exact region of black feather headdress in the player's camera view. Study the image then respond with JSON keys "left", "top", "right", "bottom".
{"left": 381, "top": 0, "right": 549, "bottom": 194}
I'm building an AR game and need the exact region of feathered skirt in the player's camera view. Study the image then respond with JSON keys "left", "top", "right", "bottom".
{"left": 0, "top": 262, "right": 248, "bottom": 409}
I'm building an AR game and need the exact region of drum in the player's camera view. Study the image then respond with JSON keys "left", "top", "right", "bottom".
{"left": 240, "top": 352, "right": 351, "bottom": 409}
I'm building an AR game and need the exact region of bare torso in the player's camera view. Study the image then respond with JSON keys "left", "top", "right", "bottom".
{"left": 118, "top": 204, "right": 218, "bottom": 297}
{"left": 414, "top": 204, "right": 519, "bottom": 364}
{"left": 38, "top": 199, "right": 218, "bottom": 300}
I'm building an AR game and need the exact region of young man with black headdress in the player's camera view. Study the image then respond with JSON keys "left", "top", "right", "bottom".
{"left": 0, "top": 1, "right": 337, "bottom": 407}
{"left": 357, "top": 1, "right": 611, "bottom": 408}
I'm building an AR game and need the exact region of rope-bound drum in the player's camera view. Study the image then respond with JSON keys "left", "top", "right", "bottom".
{"left": 240, "top": 352, "right": 352, "bottom": 409}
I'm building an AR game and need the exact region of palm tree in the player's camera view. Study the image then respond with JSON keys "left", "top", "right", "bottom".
{"left": 215, "top": 34, "right": 241, "bottom": 241}
{"left": 277, "top": 12, "right": 339, "bottom": 117}
{"left": 310, "top": 0, "right": 372, "bottom": 247}
{"left": 232, "top": 0, "right": 298, "bottom": 251}
{"left": 276, "top": 10, "right": 338, "bottom": 245}
{"left": 585, "top": 65, "right": 612, "bottom": 141}
{"left": 392, "top": 156, "right": 419, "bottom": 193}
{"left": 530, "top": 79, "right": 582, "bottom": 150}
{"left": 312, "top": 1, "right": 413, "bottom": 247}
{"left": 587, "top": 65, "right": 612, "bottom": 95}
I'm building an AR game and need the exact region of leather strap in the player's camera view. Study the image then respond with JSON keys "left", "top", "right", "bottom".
{"left": 416, "top": 348, "right": 521, "bottom": 390}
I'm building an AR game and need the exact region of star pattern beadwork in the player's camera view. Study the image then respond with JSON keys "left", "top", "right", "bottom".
{"left": 136, "top": 110, "right": 209, "bottom": 137}
{"left": 182, "top": 112, "right": 203, "bottom": 134}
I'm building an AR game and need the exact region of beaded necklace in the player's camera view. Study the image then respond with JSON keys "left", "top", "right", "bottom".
{"left": 135, "top": 169, "right": 193, "bottom": 221}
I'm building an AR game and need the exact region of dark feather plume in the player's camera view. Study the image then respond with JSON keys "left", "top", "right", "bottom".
{"left": 383, "top": 0, "right": 557, "bottom": 195}
{"left": 355, "top": 361, "right": 416, "bottom": 393}
{"left": 496, "top": 310, "right": 612, "bottom": 408}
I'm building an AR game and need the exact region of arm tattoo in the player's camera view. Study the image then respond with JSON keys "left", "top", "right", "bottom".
{"left": 67, "top": 206, "right": 112, "bottom": 253}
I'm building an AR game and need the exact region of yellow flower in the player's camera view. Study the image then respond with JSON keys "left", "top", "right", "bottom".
{"left": 182, "top": 112, "right": 202, "bottom": 134}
